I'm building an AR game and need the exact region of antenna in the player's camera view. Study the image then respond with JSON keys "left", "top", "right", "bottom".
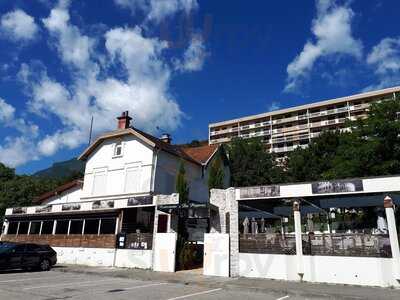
{"left": 88, "top": 116, "right": 94, "bottom": 146}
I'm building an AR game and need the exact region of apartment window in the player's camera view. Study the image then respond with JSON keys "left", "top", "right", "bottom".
{"left": 41, "top": 221, "right": 54, "bottom": 234}
{"left": 125, "top": 164, "right": 141, "bottom": 193}
{"left": 92, "top": 168, "right": 107, "bottom": 195}
{"left": 55, "top": 220, "right": 69, "bottom": 234}
{"left": 7, "top": 221, "right": 18, "bottom": 234}
{"left": 113, "top": 141, "right": 123, "bottom": 157}
{"left": 29, "top": 221, "right": 41, "bottom": 234}
{"left": 84, "top": 219, "right": 100, "bottom": 234}
{"left": 69, "top": 220, "right": 84, "bottom": 234}
{"left": 100, "top": 218, "right": 116, "bottom": 234}
{"left": 18, "top": 221, "right": 29, "bottom": 234}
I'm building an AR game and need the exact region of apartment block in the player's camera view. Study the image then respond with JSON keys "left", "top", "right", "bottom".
{"left": 209, "top": 86, "right": 400, "bottom": 155}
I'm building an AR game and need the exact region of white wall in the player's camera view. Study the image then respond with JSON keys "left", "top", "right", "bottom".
{"left": 44, "top": 187, "right": 82, "bottom": 205}
{"left": 82, "top": 135, "right": 154, "bottom": 199}
{"left": 53, "top": 247, "right": 115, "bottom": 267}
{"left": 114, "top": 249, "right": 152, "bottom": 269}
{"left": 239, "top": 253, "right": 400, "bottom": 287}
{"left": 154, "top": 151, "right": 208, "bottom": 203}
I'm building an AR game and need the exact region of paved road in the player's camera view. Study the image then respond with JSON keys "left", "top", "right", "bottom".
{"left": 0, "top": 270, "right": 317, "bottom": 300}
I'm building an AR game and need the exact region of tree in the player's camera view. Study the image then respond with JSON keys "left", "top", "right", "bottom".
{"left": 227, "top": 137, "right": 284, "bottom": 187}
{"left": 176, "top": 161, "right": 189, "bottom": 204}
{"left": 208, "top": 156, "right": 225, "bottom": 191}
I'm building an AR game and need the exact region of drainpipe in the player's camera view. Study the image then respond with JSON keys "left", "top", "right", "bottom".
{"left": 293, "top": 200, "right": 304, "bottom": 280}
{"left": 384, "top": 196, "right": 400, "bottom": 280}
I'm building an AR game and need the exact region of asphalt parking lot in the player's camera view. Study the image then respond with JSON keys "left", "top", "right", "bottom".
{"left": 0, "top": 270, "right": 300, "bottom": 300}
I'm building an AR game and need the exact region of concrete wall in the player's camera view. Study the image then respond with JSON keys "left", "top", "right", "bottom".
{"left": 54, "top": 247, "right": 115, "bottom": 267}
{"left": 114, "top": 249, "right": 153, "bottom": 269}
{"left": 53, "top": 247, "right": 153, "bottom": 269}
{"left": 82, "top": 135, "right": 154, "bottom": 198}
{"left": 239, "top": 253, "right": 400, "bottom": 287}
{"left": 44, "top": 187, "right": 82, "bottom": 205}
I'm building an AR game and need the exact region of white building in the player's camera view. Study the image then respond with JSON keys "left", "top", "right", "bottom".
{"left": 1, "top": 111, "right": 230, "bottom": 269}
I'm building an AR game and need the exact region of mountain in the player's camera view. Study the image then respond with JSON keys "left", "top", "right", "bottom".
{"left": 33, "top": 158, "right": 85, "bottom": 179}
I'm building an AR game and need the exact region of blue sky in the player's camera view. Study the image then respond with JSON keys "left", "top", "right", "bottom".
{"left": 0, "top": 0, "right": 399, "bottom": 174}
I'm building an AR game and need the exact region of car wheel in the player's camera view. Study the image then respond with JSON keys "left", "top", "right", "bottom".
{"left": 39, "top": 259, "right": 51, "bottom": 271}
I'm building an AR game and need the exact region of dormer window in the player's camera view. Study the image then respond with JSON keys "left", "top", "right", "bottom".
{"left": 113, "top": 141, "right": 123, "bottom": 157}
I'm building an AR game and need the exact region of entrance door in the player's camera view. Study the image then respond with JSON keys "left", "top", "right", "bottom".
{"left": 153, "top": 232, "right": 176, "bottom": 272}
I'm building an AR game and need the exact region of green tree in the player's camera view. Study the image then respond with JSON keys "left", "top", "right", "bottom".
{"left": 176, "top": 161, "right": 189, "bottom": 204}
{"left": 227, "top": 137, "right": 284, "bottom": 187}
{"left": 208, "top": 156, "right": 225, "bottom": 191}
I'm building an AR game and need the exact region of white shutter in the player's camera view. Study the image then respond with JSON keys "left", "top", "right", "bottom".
{"left": 125, "top": 165, "right": 142, "bottom": 193}
{"left": 92, "top": 170, "right": 107, "bottom": 195}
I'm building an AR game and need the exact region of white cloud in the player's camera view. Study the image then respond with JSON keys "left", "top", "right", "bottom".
{"left": 267, "top": 101, "right": 281, "bottom": 112}
{"left": 42, "top": 1, "right": 94, "bottom": 68}
{"left": 0, "top": 9, "right": 39, "bottom": 41}
{"left": 114, "top": 0, "right": 198, "bottom": 23}
{"left": 175, "top": 35, "right": 207, "bottom": 72}
{"left": 0, "top": 97, "right": 15, "bottom": 122}
{"left": 0, "top": 136, "right": 39, "bottom": 168}
{"left": 364, "top": 37, "right": 400, "bottom": 91}
{"left": 285, "top": 0, "right": 363, "bottom": 92}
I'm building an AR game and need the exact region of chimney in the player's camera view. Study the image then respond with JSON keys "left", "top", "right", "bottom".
{"left": 160, "top": 133, "right": 172, "bottom": 144}
{"left": 117, "top": 111, "right": 132, "bottom": 129}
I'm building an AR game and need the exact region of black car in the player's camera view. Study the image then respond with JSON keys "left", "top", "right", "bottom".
{"left": 0, "top": 242, "right": 57, "bottom": 271}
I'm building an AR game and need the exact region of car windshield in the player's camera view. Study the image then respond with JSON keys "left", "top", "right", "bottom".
{"left": 0, "top": 243, "right": 15, "bottom": 254}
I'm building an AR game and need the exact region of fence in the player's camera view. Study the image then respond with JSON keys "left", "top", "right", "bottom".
{"left": 303, "top": 233, "right": 392, "bottom": 258}
{"left": 239, "top": 233, "right": 296, "bottom": 255}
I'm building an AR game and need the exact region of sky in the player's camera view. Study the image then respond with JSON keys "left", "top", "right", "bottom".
{"left": 0, "top": 0, "right": 399, "bottom": 174}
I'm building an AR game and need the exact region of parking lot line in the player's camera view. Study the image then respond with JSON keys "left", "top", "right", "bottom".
{"left": 276, "top": 296, "right": 289, "bottom": 300}
{"left": 165, "top": 288, "right": 222, "bottom": 300}
{"left": 23, "top": 278, "right": 120, "bottom": 290}
{"left": 0, "top": 275, "right": 73, "bottom": 283}
{"left": 121, "top": 282, "right": 168, "bottom": 290}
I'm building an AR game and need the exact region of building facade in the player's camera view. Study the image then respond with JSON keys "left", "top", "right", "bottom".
{"left": 209, "top": 86, "right": 400, "bottom": 155}
{"left": 1, "top": 112, "right": 230, "bottom": 269}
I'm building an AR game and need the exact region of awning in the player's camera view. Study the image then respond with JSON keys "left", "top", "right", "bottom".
{"left": 5, "top": 209, "right": 121, "bottom": 221}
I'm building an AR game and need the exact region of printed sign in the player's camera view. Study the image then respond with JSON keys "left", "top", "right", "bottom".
{"left": 127, "top": 196, "right": 153, "bottom": 206}
{"left": 12, "top": 207, "right": 26, "bottom": 214}
{"left": 92, "top": 200, "right": 114, "bottom": 209}
{"left": 312, "top": 179, "right": 363, "bottom": 194}
{"left": 36, "top": 205, "right": 52, "bottom": 213}
{"left": 62, "top": 203, "right": 81, "bottom": 211}
{"left": 240, "top": 185, "right": 280, "bottom": 199}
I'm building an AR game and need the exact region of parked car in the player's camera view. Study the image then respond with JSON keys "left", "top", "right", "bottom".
{"left": 0, "top": 242, "right": 57, "bottom": 271}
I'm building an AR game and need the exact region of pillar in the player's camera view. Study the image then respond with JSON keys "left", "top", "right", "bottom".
{"left": 384, "top": 196, "right": 400, "bottom": 279}
{"left": 293, "top": 200, "right": 304, "bottom": 279}
{"left": 227, "top": 188, "right": 239, "bottom": 277}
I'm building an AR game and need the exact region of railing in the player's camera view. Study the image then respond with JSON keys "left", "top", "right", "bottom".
{"left": 304, "top": 233, "right": 392, "bottom": 258}
{"left": 239, "top": 233, "right": 296, "bottom": 255}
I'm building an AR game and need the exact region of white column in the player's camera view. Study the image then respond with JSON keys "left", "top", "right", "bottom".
{"left": 3, "top": 220, "right": 9, "bottom": 235}
{"left": 293, "top": 200, "right": 304, "bottom": 279}
{"left": 27, "top": 221, "right": 32, "bottom": 235}
{"left": 52, "top": 220, "right": 57, "bottom": 235}
{"left": 384, "top": 196, "right": 400, "bottom": 279}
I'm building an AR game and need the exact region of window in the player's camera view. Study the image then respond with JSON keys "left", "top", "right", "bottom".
{"left": 125, "top": 165, "right": 141, "bottom": 193}
{"left": 69, "top": 220, "right": 83, "bottom": 234}
{"left": 29, "top": 221, "right": 41, "bottom": 234}
{"left": 18, "top": 221, "right": 29, "bottom": 234}
{"left": 41, "top": 220, "right": 54, "bottom": 234}
{"left": 55, "top": 220, "right": 69, "bottom": 234}
{"left": 84, "top": 219, "right": 100, "bottom": 234}
{"left": 7, "top": 222, "right": 18, "bottom": 234}
{"left": 92, "top": 169, "right": 107, "bottom": 195}
{"left": 113, "top": 141, "right": 123, "bottom": 157}
{"left": 100, "top": 218, "right": 116, "bottom": 234}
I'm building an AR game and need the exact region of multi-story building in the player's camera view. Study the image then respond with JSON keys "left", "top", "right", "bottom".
{"left": 209, "top": 86, "right": 400, "bottom": 155}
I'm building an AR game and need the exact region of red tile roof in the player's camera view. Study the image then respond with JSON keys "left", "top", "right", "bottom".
{"left": 181, "top": 144, "right": 219, "bottom": 165}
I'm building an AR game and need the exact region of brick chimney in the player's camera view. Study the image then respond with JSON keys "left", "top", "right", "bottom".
{"left": 117, "top": 111, "right": 132, "bottom": 129}
{"left": 160, "top": 133, "right": 172, "bottom": 144}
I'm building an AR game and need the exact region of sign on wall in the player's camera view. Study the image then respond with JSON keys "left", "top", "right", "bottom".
{"left": 36, "top": 205, "right": 52, "bottom": 213}
{"left": 312, "top": 179, "right": 364, "bottom": 194}
{"left": 62, "top": 203, "right": 81, "bottom": 211}
{"left": 12, "top": 207, "right": 26, "bottom": 214}
{"left": 240, "top": 185, "right": 280, "bottom": 199}
{"left": 92, "top": 200, "right": 114, "bottom": 209}
{"left": 127, "top": 196, "right": 153, "bottom": 206}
